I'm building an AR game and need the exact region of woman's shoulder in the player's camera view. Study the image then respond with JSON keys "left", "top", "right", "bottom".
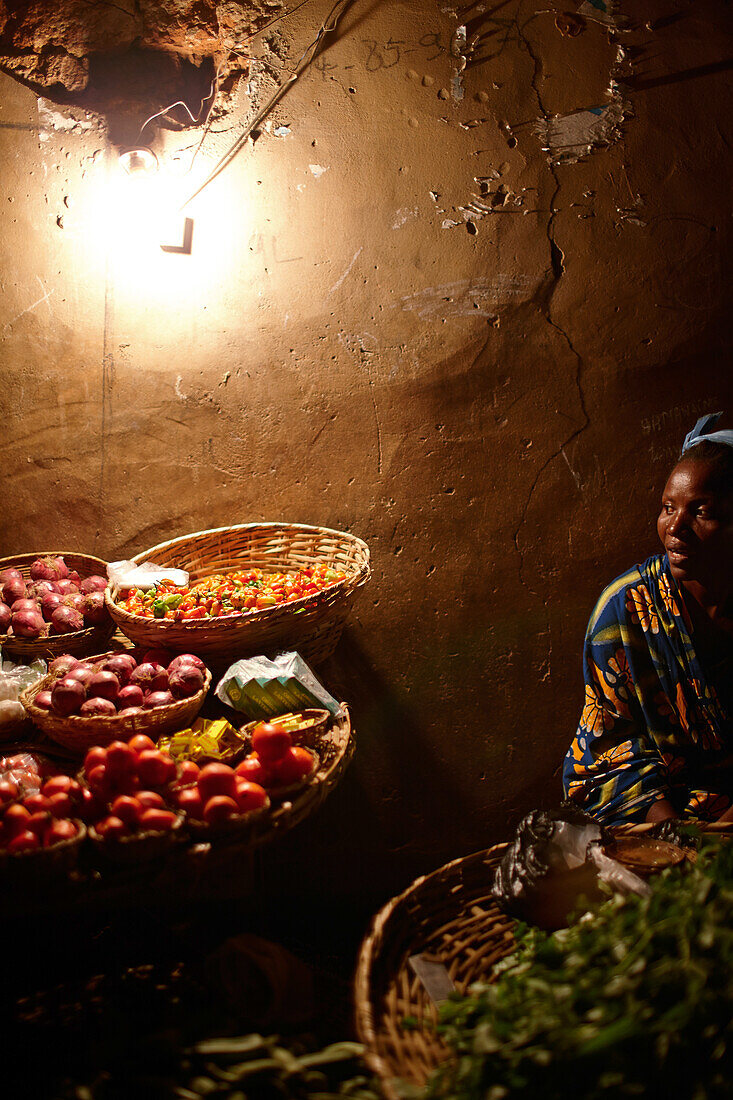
{"left": 587, "top": 553, "right": 667, "bottom": 632}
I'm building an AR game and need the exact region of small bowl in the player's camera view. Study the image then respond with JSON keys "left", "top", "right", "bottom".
{"left": 241, "top": 710, "right": 330, "bottom": 749}
{"left": 603, "top": 836, "right": 687, "bottom": 876}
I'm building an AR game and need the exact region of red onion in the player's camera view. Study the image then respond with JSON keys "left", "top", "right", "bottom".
{"left": 61, "top": 593, "right": 86, "bottom": 615}
{"left": 169, "top": 664, "right": 205, "bottom": 699}
{"left": 82, "top": 591, "right": 108, "bottom": 626}
{"left": 30, "top": 556, "right": 63, "bottom": 582}
{"left": 28, "top": 580, "right": 55, "bottom": 599}
{"left": 143, "top": 648, "right": 176, "bottom": 667}
{"left": 2, "top": 577, "right": 27, "bottom": 605}
{"left": 11, "top": 609, "right": 46, "bottom": 639}
{"left": 41, "top": 592, "right": 64, "bottom": 621}
{"left": 51, "top": 606, "right": 85, "bottom": 634}
{"left": 116, "top": 683, "right": 145, "bottom": 708}
{"left": 131, "top": 662, "right": 169, "bottom": 693}
{"left": 67, "top": 570, "right": 81, "bottom": 586}
{"left": 56, "top": 579, "right": 80, "bottom": 596}
{"left": 80, "top": 697, "right": 117, "bottom": 718}
{"left": 10, "top": 597, "right": 39, "bottom": 614}
{"left": 101, "top": 654, "right": 136, "bottom": 684}
{"left": 53, "top": 556, "right": 69, "bottom": 579}
{"left": 66, "top": 665, "right": 95, "bottom": 688}
{"left": 168, "top": 653, "right": 207, "bottom": 673}
{"left": 87, "top": 671, "right": 119, "bottom": 702}
{"left": 0, "top": 567, "right": 23, "bottom": 588}
{"left": 143, "top": 690, "right": 175, "bottom": 709}
{"left": 33, "top": 690, "right": 54, "bottom": 710}
{"left": 51, "top": 676, "right": 86, "bottom": 715}
{"left": 0, "top": 602, "right": 11, "bottom": 633}
{"left": 80, "top": 575, "right": 108, "bottom": 595}
{"left": 49, "top": 654, "right": 80, "bottom": 677}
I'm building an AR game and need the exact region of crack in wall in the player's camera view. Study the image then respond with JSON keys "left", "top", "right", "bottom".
{"left": 511, "top": 21, "right": 590, "bottom": 602}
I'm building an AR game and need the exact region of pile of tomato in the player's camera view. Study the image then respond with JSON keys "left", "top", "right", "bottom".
{"left": 118, "top": 563, "right": 346, "bottom": 621}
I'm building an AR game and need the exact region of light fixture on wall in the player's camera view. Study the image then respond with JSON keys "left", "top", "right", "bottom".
{"left": 115, "top": 145, "right": 193, "bottom": 255}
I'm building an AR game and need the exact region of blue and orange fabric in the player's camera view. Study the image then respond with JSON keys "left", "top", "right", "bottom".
{"left": 563, "top": 554, "right": 732, "bottom": 825}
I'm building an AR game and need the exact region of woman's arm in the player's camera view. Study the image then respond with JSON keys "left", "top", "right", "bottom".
{"left": 645, "top": 798, "right": 678, "bottom": 823}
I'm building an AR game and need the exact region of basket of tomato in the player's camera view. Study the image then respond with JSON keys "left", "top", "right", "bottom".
{"left": 105, "top": 523, "right": 370, "bottom": 667}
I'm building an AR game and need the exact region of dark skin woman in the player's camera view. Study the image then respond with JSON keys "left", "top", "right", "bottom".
{"left": 563, "top": 414, "right": 733, "bottom": 826}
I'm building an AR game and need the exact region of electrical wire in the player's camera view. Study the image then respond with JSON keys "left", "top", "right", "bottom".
{"left": 138, "top": 68, "right": 220, "bottom": 139}
{"left": 180, "top": 0, "right": 357, "bottom": 209}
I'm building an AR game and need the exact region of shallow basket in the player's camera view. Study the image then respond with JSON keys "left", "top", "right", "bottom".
{"left": 354, "top": 843, "right": 515, "bottom": 1099}
{"left": 20, "top": 653, "right": 212, "bottom": 755}
{"left": 105, "top": 522, "right": 370, "bottom": 667}
{"left": 0, "top": 551, "right": 116, "bottom": 661}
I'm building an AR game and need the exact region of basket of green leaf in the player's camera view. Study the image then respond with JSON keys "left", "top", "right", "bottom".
{"left": 355, "top": 829, "right": 733, "bottom": 1100}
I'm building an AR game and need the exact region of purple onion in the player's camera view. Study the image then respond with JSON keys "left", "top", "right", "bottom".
{"left": 51, "top": 605, "right": 84, "bottom": 634}
{"left": 11, "top": 608, "right": 46, "bottom": 639}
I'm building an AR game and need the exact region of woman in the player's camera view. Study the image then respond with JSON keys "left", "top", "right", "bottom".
{"left": 563, "top": 412, "right": 733, "bottom": 825}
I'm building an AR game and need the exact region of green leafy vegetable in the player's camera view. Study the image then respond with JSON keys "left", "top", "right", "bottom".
{"left": 423, "top": 837, "right": 733, "bottom": 1100}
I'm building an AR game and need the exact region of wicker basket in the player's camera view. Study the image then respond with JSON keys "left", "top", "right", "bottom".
{"left": 354, "top": 843, "right": 514, "bottom": 1099}
{"left": 0, "top": 820, "right": 87, "bottom": 885}
{"left": 0, "top": 551, "right": 116, "bottom": 660}
{"left": 105, "top": 523, "right": 370, "bottom": 667}
{"left": 20, "top": 653, "right": 212, "bottom": 754}
{"left": 88, "top": 814, "right": 185, "bottom": 865}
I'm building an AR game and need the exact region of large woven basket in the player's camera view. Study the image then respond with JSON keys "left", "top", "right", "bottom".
{"left": 0, "top": 551, "right": 116, "bottom": 660}
{"left": 105, "top": 523, "right": 370, "bottom": 668}
{"left": 354, "top": 843, "right": 514, "bottom": 1099}
{"left": 20, "top": 652, "right": 212, "bottom": 754}
{"left": 355, "top": 822, "right": 733, "bottom": 1099}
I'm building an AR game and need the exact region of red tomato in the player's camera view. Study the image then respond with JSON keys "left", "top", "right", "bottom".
{"left": 197, "top": 763, "right": 238, "bottom": 803}
{"left": 203, "top": 795, "right": 238, "bottom": 825}
{"left": 106, "top": 742, "right": 137, "bottom": 781}
{"left": 46, "top": 792, "right": 74, "bottom": 819}
{"left": 176, "top": 787, "right": 204, "bottom": 819}
{"left": 110, "top": 795, "right": 142, "bottom": 826}
{"left": 7, "top": 829, "right": 40, "bottom": 853}
{"left": 84, "top": 746, "right": 107, "bottom": 776}
{"left": 272, "top": 746, "right": 315, "bottom": 787}
{"left": 176, "top": 760, "right": 200, "bottom": 787}
{"left": 41, "top": 774, "right": 75, "bottom": 798}
{"left": 139, "top": 808, "right": 178, "bottom": 832}
{"left": 87, "top": 764, "right": 110, "bottom": 798}
{"left": 136, "top": 750, "right": 176, "bottom": 788}
{"left": 235, "top": 780, "right": 268, "bottom": 814}
{"left": 22, "top": 793, "right": 51, "bottom": 814}
{"left": 44, "top": 819, "right": 78, "bottom": 846}
{"left": 94, "top": 815, "right": 128, "bottom": 840}
{"left": 79, "top": 787, "right": 106, "bottom": 824}
{"left": 235, "top": 754, "right": 268, "bottom": 785}
{"left": 252, "top": 722, "right": 291, "bottom": 765}
{"left": 0, "top": 779, "right": 19, "bottom": 805}
{"left": 136, "top": 790, "right": 166, "bottom": 810}
{"left": 3, "top": 804, "right": 31, "bottom": 836}
{"left": 128, "top": 734, "right": 156, "bottom": 755}
{"left": 26, "top": 810, "right": 52, "bottom": 837}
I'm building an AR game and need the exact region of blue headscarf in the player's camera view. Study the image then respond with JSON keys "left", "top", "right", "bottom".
{"left": 681, "top": 412, "right": 733, "bottom": 455}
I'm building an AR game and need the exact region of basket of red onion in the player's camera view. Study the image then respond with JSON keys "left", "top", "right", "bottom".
{"left": 20, "top": 649, "right": 212, "bottom": 754}
{"left": 0, "top": 552, "right": 116, "bottom": 660}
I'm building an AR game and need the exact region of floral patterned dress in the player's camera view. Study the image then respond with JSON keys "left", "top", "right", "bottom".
{"left": 563, "top": 554, "right": 732, "bottom": 825}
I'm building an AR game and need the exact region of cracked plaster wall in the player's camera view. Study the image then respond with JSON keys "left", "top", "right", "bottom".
{"left": 0, "top": 0, "right": 731, "bottom": 905}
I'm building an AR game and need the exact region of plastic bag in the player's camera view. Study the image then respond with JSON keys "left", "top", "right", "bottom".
{"left": 107, "top": 559, "right": 189, "bottom": 592}
{"left": 215, "top": 651, "right": 343, "bottom": 720}
{"left": 491, "top": 805, "right": 650, "bottom": 930}
{"left": 0, "top": 657, "right": 47, "bottom": 738}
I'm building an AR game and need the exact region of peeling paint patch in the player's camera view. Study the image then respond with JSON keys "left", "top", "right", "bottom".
{"left": 174, "top": 375, "right": 187, "bottom": 400}
{"left": 272, "top": 124, "right": 291, "bottom": 137}
{"left": 392, "top": 207, "right": 418, "bottom": 229}
{"left": 450, "top": 24, "right": 467, "bottom": 102}
{"left": 309, "top": 163, "right": 329, "bottom": 178}
{"left": 397, "top": 275, "right": 536, "bottom": 319}
{"left": 577, "top": 0, "right": 617, "bottom": 27}
{"left": 537, "top": 101, "right": 627, "bottom": 165}
{"left": 37, "top": 97, "right": 97, "bottom": 139}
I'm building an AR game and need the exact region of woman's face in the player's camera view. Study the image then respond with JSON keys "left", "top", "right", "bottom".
{"left": 657, "top": 458, "right": 733, "bottom": 587}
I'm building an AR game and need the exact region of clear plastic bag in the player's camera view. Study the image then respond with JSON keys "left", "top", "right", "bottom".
{"left": 215, "top": 651, "right": 343, "bottom": 720}
{"left": 0, "top": 657, "right": 47, "bottom": 738}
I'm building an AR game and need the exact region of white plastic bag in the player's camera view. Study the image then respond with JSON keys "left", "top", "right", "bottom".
{"left": 107, "top": 559, "right": 189, "bottom": 593}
